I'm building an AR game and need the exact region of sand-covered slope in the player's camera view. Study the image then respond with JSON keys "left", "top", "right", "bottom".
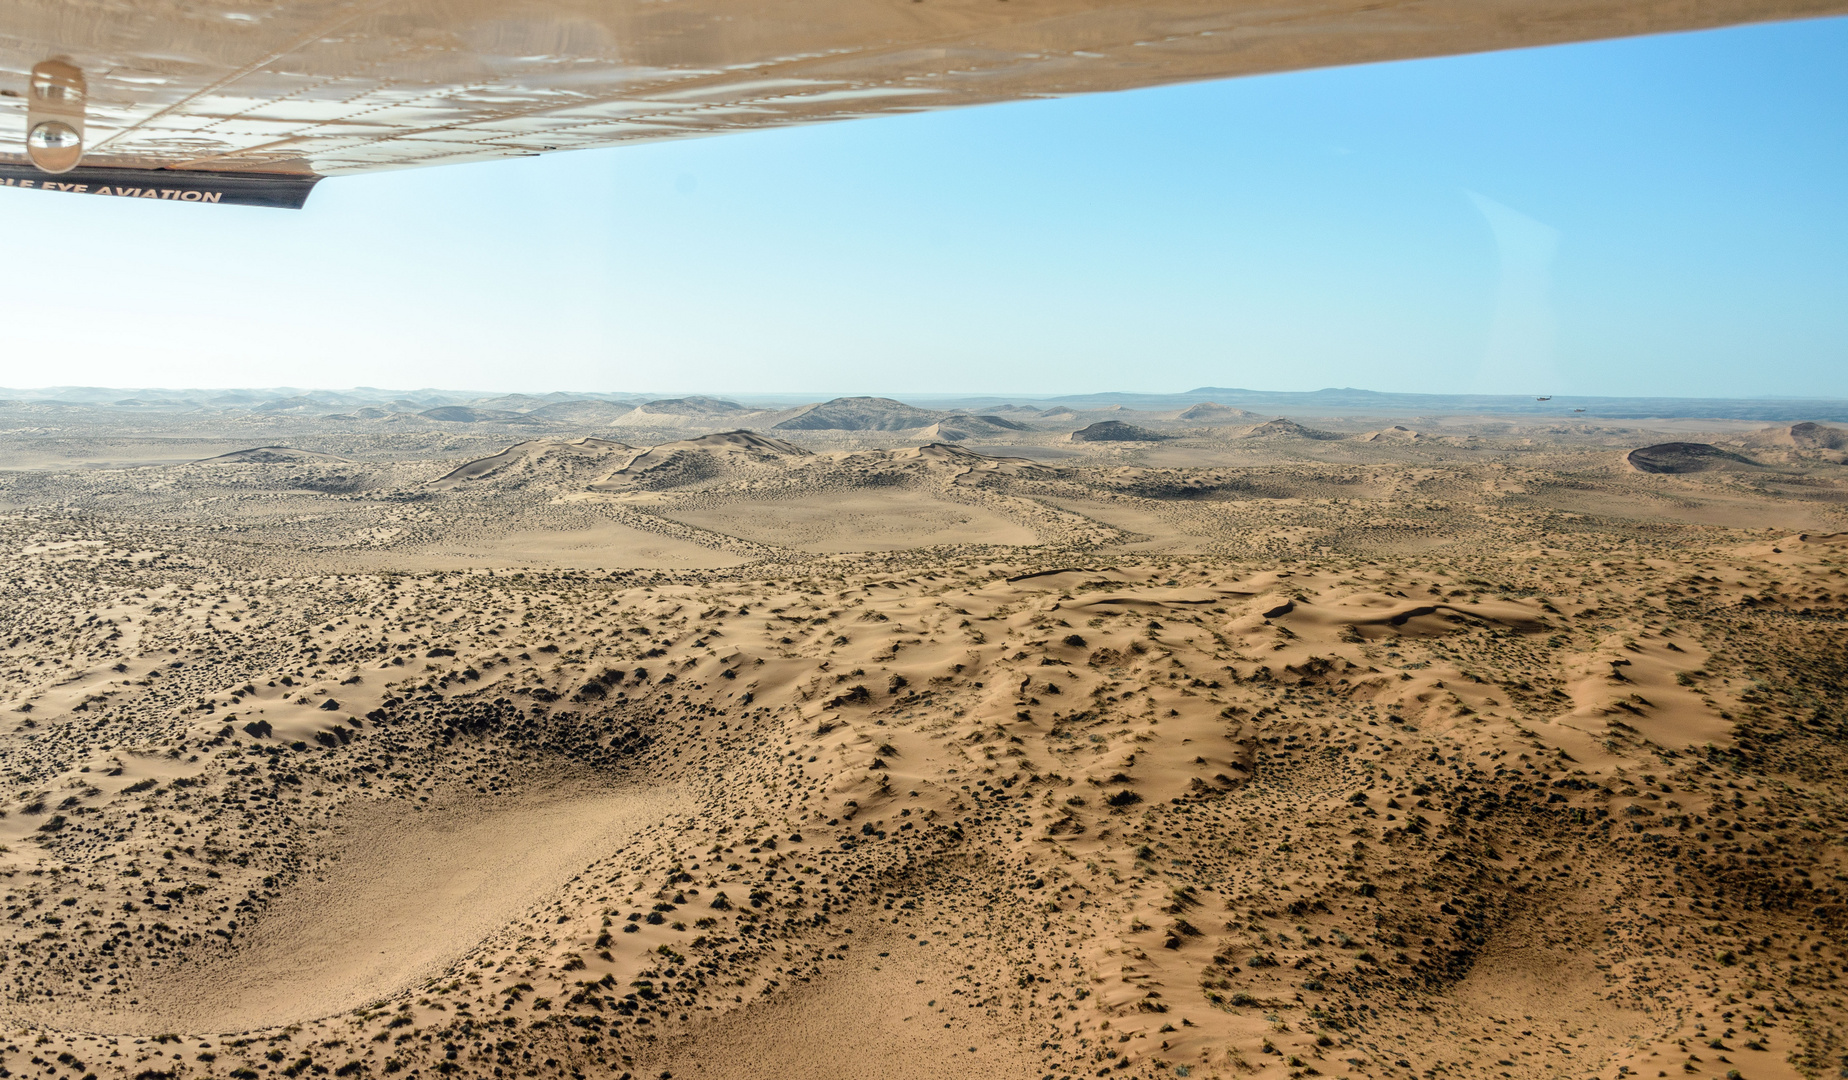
{"left": 1, "top": 537, "right": 1845, "bottom": 1080}
{"left": 918, "top": 415, "right": 1036, "bottom": 441}
{"left": 432, "top": 438, "right": 634, "bottom": 489}
{"left": 587, "top": 431, "right": 813, "bottom": 492}
{"left": 1, "top": 414, "right": 1846, "bottom": 1080}
{"left": 1743, "top": 423, "right": 1848, "bottom": 451}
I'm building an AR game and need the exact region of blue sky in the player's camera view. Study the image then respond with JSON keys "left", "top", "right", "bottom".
{"left": 4, "top": 16, "right": 1844, "bottom": 399}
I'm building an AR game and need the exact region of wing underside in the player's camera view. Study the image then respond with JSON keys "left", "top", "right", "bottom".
{"left": 0, "top": 0, "right": 1840, "bottom": 200}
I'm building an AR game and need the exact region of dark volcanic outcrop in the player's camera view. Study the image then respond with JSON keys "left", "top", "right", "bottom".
{"left": 918, "top": 414, "right": 1034, "bottom": 441}
{"left": 1070, "top": 420, "right": 1172, "bottom": 442}
{"left": 1174, "top": 402, "right": 1258, "bottom": 423}
{"left": 637, "top": 396, "right": 750, "bottom": 415}
{"left": 1626, "top": 442, "right": 1761, "bottom": 474}
{"left": 773, "top": 397, "right": 944, "bottom": 431}
{"left": 196, "top": 446, "right": 348, "bottom": 465}
{"left": 418, "top": 406, "right": 536, "bottom": 424}
{"left": 521, "top": 399, "right": 638, "bottom": 424}
{"left": 1242, "top": 417, "right": 1342, "bottom": 440}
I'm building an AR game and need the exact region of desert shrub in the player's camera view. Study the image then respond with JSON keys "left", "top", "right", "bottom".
{"left": 824, "top": 685, "right": 873, "bottom": 708}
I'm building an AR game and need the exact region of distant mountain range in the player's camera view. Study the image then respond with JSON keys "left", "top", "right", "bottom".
{"left": 4, "top": 385, "right": 1846, "bottom": 422}
{"left": 895, "top": 387, "right": 1848, "bottom": 421}
{"left": 0, "top": 387, "right": 642, "bottom": 411}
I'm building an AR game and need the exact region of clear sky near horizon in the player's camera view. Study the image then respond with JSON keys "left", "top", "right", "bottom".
{"left": 3, "top": 15, "right": 1844, "bottom": 400}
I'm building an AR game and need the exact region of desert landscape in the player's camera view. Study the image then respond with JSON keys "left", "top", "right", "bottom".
{"left": 1, "top": 388, "right": 1844, "bottom": 1080}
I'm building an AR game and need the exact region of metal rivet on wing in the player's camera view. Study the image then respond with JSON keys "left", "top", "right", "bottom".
{"left": 26, "top": 60, "right": 86, "bottom": 175}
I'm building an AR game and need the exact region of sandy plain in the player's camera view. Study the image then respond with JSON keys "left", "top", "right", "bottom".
{"left": 0, "top": 396, "right": 1845, "bottom": 1080}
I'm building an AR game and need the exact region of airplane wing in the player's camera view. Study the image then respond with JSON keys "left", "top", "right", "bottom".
{"left": 1, "top": 0, "right": 1839, "bottom": 207}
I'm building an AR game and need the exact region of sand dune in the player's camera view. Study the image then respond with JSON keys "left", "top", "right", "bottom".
{"left": 0, "top": 404, "right": 1844, "bottom": 1080}
{"left": 419, "top": 406, "right": 540, "bottom": 424}
{"left": 520, "top": 400, "right": 640, "bottom": 425}
{"left": 401, "top": 519, "right": 748, "bottom": 569}
{"left": 917, "top": 414, "right": 1034, "bottom": 441}
{"left": 664, "top": 490, "right": 1040, "bottom": 551}
{"left": 131, "top": 784, "right": 680, "bottom": 1033}
{"left": 432, "top": 438, "right": 633, "bottom": 488}
{"left": 607, "top": 401, "right": 786, "bottom": 430}
{"left": 1743, "top": 421, "right": 1848, "bottom": 450}
{"left": 1361, "top": 424, "right": 1423, "bottom": 442}
{"left": 638, "top": 923, "right": 1046, "bottom": 1080}
{"left": 588, "top": 430, "right": 812, "bottom": 492}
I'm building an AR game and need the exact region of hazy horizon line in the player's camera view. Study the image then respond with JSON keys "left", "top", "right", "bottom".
{"left": 8, "top": 384, "right": 1848, "bottom": 403}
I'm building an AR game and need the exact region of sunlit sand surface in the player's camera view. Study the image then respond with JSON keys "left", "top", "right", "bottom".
{"left": 0, "top": 399, "right": 1843, "bottom": 1080}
